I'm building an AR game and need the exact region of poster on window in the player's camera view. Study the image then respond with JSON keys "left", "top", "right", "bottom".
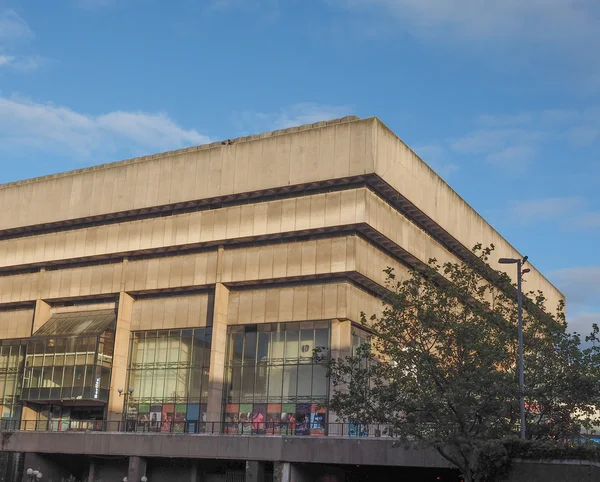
{"left": 267, "top": 404, "right": 281, "bottom": 435}
{"left": 225, "top": 404, "right": 239, "bottom": 434}
{"left": 239, "top": 404, "right": 253, "bottom": 434}
{"left": 161, "top": 404, "right": 174, "bottom": 433}
{"left": 310, "top": 404, "right": 326, "bottom": 436}
{"left": 280, "top": 404, "right": 296, "bottom": 435}
{"left": 137, "top": 404, "right": 150, "bottom": 432}
{"left": 295, "top": 404, "right": 311, "bottom": 435}
{"left": 251, "top": 404, "right": 266, "bottom": 434}
{"left": 149, "top": 404, "right": 162, "bottom": 432}
{"left": 174, "top": 404, "right": 186, "bottom": 433}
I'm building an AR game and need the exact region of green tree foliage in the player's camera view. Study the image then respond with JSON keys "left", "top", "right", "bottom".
{"left": 321, "top": 245, "right": 600, "bottom": 482}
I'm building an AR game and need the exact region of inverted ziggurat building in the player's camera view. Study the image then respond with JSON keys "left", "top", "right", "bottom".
{"left": 0, "top": 117, "right": 561, "bottom": 482}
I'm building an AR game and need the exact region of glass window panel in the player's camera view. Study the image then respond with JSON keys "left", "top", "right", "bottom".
{"left": 144, "top": 336, "right": 157, "bottom": 366}
{"left": 297, "top": 365, "right": 312, "bottom": 398}
{"left": 63, "top": 366, "right": 75, "bottom": 388}
{"left": 165, "top": 369, "right": 177, "bottom": 400}
{"left": 42, "top": 368, "right": 53, "bottom": 388}
{"left": 74, "top": 366, "right": 85, "bottom": 388}
{"left": 84, "top": 366, "right": 94, "bottom": 387}
{"left": 151, "top": 369, "right": 165, "bottom": 400}
{"left": 312, "top": 364, "right": 328, "bottom": 398}
{"left": 300, "top": 329, "right": 314, "bottom": 359}
{"left": 285, "top": 330, "right": 299, "bottom": 361}
{"left": 243, "top": 332, "right": 257, "bottom": 364}
{"left": 241, "top": 366, "right": 255, "bottom": 402}
{"left": 315, "top": 328, "right": 329, "bottom": 351}
{"left": 201, "top": 369, "right": 209, "bottom": 403}
{"left": 231, "top": 365, "right": 242, "bottom": 402}
{"left": 232, "top": 332, "right": 244, "bottom": 364}
{"left": 175, "top": 368, "right": 188, "bottom": 398}
{"left": 254, "top": 365, "right": 268, "bottom": 401}
{"left": 271, "top": 331, "right": 285, "bottom": 361}
{"left": 189, "top": 368, "right": 202, "bottom": 401}
{"left": 31, "top": 368, "right": 42, "bottom": 388}
{"left": 257, "top": 332, "right": 270, "bottom": 364}
{"left": 268, "top": 366, "right": 283, "bottom": 401}
{"left": 283, "top": 365, "right": 298, "bottom": 400}
{"left": 156, "top": 335, "right": 168, "bottom": 364}
{"left": 167, "top": 336, "right": 180, "bottom": 363}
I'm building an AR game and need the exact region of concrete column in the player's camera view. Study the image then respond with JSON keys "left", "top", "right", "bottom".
{"left": 107, "top": 290, "right": 134, "bottom": 426}
{"left": 273, "top": 462, "right": 291, "bottom": 482}
{"left": 127, "top": 456, "right": 147, "bottom": 482}
{"left": 245, "top": 461, "right": 265, "bottom": 482}
{"left": 32, "top": 298, "right": 50, "bottom": 334}
{"left": 88, "top": 459, "right": 96, "bottom": 482}
{"left": 328, "top": 319, "right": 352, "bottom": 430}
{"left": 206, "top": 247, "right": 229, "bottom": 425}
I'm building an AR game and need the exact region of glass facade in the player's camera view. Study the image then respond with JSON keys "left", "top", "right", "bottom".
{"left": 0, "top": 339, "right": 26, "bottom": 427}
{"left": 223, "top": 321, "right": 330, "bottom": 435}
{"left": 125, "top": 327, "right": 212, "bottom": 433}
{"left": 21, "top": 310, "right": 116, "bottom": 403}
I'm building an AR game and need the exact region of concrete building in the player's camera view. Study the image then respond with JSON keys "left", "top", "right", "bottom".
{"left": 0, "top": 116, "right": 562, "bottom": 482}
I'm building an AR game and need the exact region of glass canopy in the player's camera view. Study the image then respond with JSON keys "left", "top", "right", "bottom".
{"left": 21, "top": 310, "right": 116, "bottom": 404}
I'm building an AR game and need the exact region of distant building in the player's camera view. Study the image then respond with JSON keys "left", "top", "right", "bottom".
{"left": 0, "top": 116, "right": 561, "bottom": 481}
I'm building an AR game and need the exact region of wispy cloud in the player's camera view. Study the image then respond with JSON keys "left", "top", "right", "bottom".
{"left": 332, "top": 1, "right": 600, "bottom": 88}
{"left": 0, "top": 95, "right": 211, "bottom": 161}
{"left": 508, "top": 197, "right": 584, "bottom": 223}
{"left": 0, "top": 9, "right": 32, "bottom": 42}
{"left": 447, "top": 107, "right": 600, "bottom": 174}
{"left": 334, "top": 0, "right": 600, "bottom": 48}
{"left": 0, "top": 9, "right": 44, "bottom": 72}
{"left": 413, "top": 145, "right": 459, "bottom": 180}
{"left": 232, "top": 102, "right": 354, "bottom": 135}
{"left": 551, "top": 266, "right": 600, "bottom": 308}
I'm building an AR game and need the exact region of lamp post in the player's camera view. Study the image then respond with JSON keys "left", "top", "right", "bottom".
{"left": 499, "top": 255, "right": 530, "bottom": 440}
{"left": 26, "top": 468, "right": 42, "bottom": 481}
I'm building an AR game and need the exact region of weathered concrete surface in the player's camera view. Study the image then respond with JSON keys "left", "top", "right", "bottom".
{"left": 1, "top": 432, "right": 452, "bottom": 469}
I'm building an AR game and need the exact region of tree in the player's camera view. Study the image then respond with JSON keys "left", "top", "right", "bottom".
{"left": 321, "top": 245, "right": 600, "bottom": 482}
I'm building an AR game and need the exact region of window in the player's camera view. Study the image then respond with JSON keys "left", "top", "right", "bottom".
{"left": 223, "top": 321, "right": 330, "bottom": 436}
{"left": 125, "top": 327, "right": 212, "bottom": 433}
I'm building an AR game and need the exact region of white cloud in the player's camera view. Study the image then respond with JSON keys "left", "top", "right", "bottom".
{"left": 0, "top": 96, "right": 211, "bottom": 160}
{"left": 551, "top": 266, "right": 600, "bottom": 307}
{"left": 413, "top": 145, "right": 458, "bottom": 180}
{"left": 0, "top": 54, "right": 14, "bottom": 65}
{"left": 508, "top": 197, "right": 584, "bottom": 223}
{"left": 567, "top": 312, "right": 599, "bottom": 337}
{"left": 0, "top": 9, "right": 32, "bottom": 42}
{"left": 485, "top": 145, "right": 536, "bottom": 168}
{"left": 232, "top": 102, "right": 354, "bottom": 135}
{"left": 335, "top": 0, "right": 599, "bottom": 44}
{"left": 0, "top": 9, "right": 42, "bottom": 72}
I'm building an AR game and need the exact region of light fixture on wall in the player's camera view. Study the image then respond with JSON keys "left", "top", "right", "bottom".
{"left": 129, "top": 387, "right": 135, "bottom": 395}
{"left": 117, "top": 388, "right": 124, "bottom": 397}
{"left": 141, "top": 476, "right": 148, "bottom": 482}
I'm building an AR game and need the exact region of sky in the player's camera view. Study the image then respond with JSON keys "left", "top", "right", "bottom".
{"left": 0, "top": 0, "right": 599, "bottom": 338}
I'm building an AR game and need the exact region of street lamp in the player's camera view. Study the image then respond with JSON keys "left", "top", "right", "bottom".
{"left": 141, "top": 476, "right": 148, "bottom": 482}
{"left": 499, "top": 255, "right": 530, "bottom": 440}
{"left": 26, "top": 469, "right": 42, "bottom": 481}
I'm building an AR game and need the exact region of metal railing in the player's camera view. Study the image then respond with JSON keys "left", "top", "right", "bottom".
{"left": 5, "top": 420, "right": 398, "bottom": 439}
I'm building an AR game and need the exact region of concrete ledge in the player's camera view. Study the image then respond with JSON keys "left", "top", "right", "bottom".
{"left": 0, "top": 432, "right": 452, "bottom": 468}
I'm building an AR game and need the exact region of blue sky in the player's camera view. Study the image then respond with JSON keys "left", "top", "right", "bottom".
{"left": 0, "top": 0, "right": 599, "bottom": 337}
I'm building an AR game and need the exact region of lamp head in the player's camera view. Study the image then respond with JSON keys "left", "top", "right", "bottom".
{"left": 129, "top": 387, "right": 135, "bottom": 394}
{"left": 522, "top": 268, "right": 531, "bottom": 274}
{"left": 499, "top": 258, "right": 518, "bottom": 264}
{"left": 117, "top": 388, "right": 123, "bottom": 394}
{"left": 36, "top": 473, "right": 42, "bottom": 479}
{"left": 141, "top": 476, "right": 148, "bottom": 482}
{"left": 26, "top": 469, "right": 33, "bottom": 475}
{"left": 33, "top": 470, "right": 39, "bottom": 476}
